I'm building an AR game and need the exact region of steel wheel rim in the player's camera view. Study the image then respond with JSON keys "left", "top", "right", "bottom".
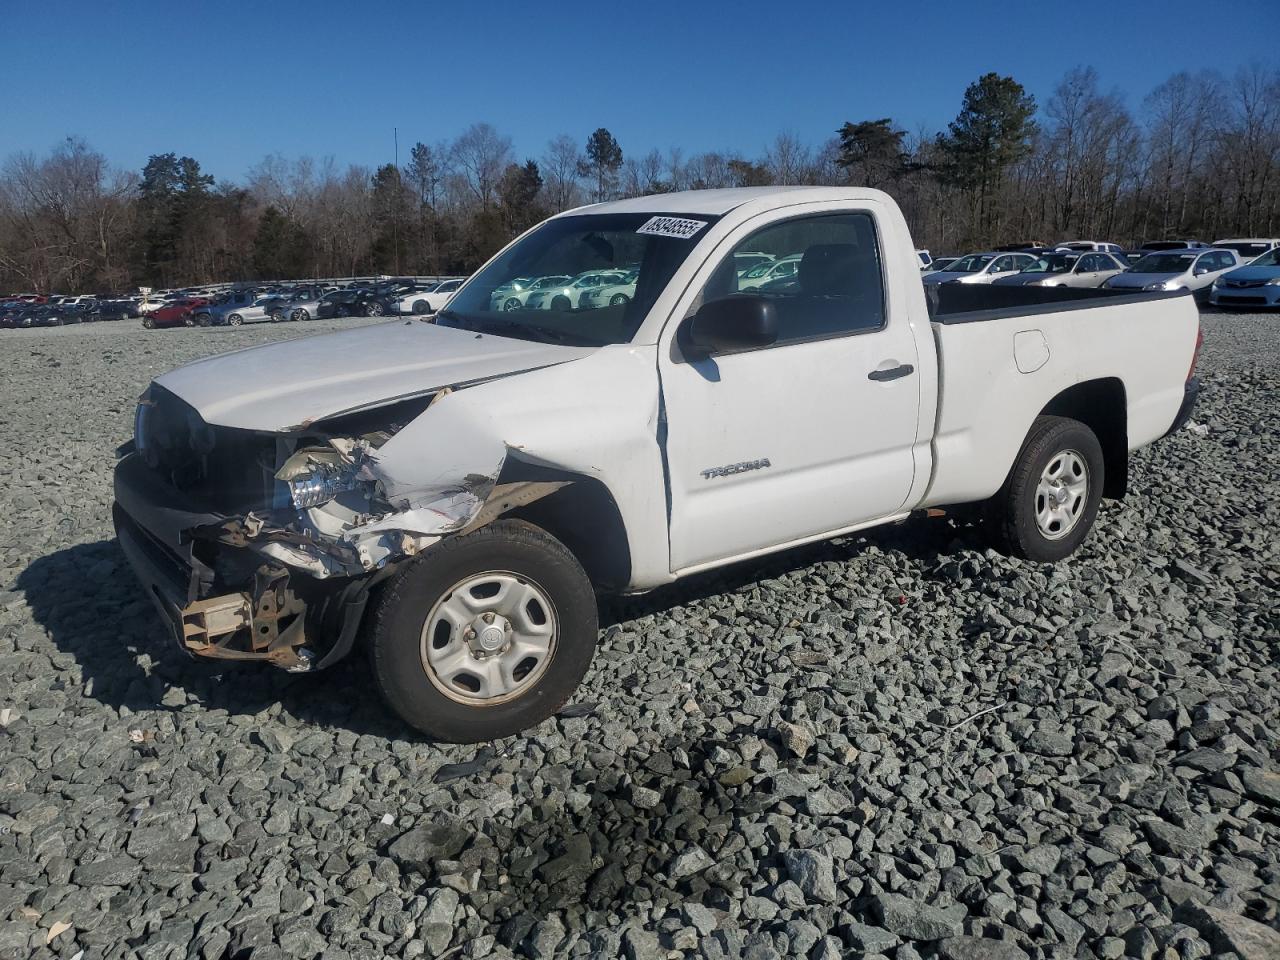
{"left": 1035, "top": 448, "right": 1088, "bottom": 540}
{"left": 420, "top": 571, "right": 558, "bottom": 706}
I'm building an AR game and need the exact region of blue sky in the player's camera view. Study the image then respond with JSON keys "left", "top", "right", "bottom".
{"left": 4, "top": 0, "right": 1277, "bottom": 181}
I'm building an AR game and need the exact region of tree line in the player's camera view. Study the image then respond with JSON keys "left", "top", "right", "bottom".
{"left": 2, "top": 64, "right": 1277, "bottom": 294}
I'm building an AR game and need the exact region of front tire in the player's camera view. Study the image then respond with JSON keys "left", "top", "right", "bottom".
{"left": 366, "top": 301, "right": 386, "bottom": 317}
{"left": 227, "top": 313, "right": 244, "bottom": 326}
{"left": 370, "top": 519, "right": 598, "bottom": 743}
{"left": 984, "top": 415, "right": 1104, "bottom": 562}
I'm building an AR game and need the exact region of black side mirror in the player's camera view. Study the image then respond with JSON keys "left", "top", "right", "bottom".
{"left": 684, "top": 295, "right": 778, "bottom": 355}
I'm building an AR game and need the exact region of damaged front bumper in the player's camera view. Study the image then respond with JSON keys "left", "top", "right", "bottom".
{"left": 113, "top": 453, "right": 373, "bottom": 671}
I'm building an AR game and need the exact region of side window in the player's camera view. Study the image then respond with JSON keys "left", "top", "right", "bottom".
{"left": 993, "top": 255, "right": 1016, "bottom": 272}
{"left": 699, "top": 212, "right": 886, "bottom": 345}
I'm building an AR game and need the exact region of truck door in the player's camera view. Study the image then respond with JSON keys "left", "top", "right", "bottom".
{"left": 659, "top": 209, "right": 923, "bottom": 572}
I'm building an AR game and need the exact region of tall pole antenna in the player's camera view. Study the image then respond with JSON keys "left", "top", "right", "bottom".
{"left": 393, "top": 126, "right": 401, "bottom": 275}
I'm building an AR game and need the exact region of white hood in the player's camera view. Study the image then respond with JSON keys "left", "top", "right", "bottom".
{"left": 154, "top": 320, "right": 596, "bottom": 432}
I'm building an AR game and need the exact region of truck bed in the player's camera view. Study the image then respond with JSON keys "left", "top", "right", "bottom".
{"left": 918, "top": 284, "right": 1199, "bottom": 510}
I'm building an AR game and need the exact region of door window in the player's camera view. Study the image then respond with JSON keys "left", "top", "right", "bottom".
{"left": 699, "top": 213, "right": 886, "bottom": 345}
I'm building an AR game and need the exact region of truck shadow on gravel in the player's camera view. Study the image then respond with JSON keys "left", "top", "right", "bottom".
{"left": 15, "top": 539, "right": 408, "bottom": 739}
{"left": 19, "top": 512, "right": 985, "bottom": 736}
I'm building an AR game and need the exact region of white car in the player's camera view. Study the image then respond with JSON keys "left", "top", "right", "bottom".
{"left": 993, "top": 252, "right": 1128, "bottom": 288}
{"left": 490, "top": 275, "right": 573, "bottom": 311}
{"left": 1104, "top": 248, "right": 1241, "bottom": 301}
{"left": 523, "top": 271, "right": 631, "bottom": 310}
{"left": 1054, "top": 241, "right": 1125, "bottom": 255}
{"left": 737, "top": 255, "right": 801, "bottom": 290}
{"left": 916, "top": 249, "right": 932, "bottom": 270}
{"left": 921, "top": 251, "right": 1039, "bottom": 285}
{"left": 400, "top": 278, "right": 464, "bottom": 315}
{"left": 576, "top": 271, "right": 639, "bottom": 309}
{"left": 115, "top": 185, "right": 1202, "bottom": 743}
{"left": 1211, "top": 238, "right": 1280, "bottom": 262}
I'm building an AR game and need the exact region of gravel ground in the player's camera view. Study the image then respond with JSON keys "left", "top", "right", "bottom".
{"left": 1, "top": 310, "right": 1278, "bottom": 960}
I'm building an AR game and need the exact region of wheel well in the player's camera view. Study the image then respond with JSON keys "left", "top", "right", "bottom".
{"left": 496, "top": 461, "right": 632, "bottom": 592}
{"left": 1039, "top": 378, "right": 1127, "bottom": 499}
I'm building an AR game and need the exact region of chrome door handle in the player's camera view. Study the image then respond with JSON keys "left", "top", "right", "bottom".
{"left": 868, "top": 364, "right": 914, "bottom": 382}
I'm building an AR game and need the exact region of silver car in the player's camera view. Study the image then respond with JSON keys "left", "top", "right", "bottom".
{"left": 1103, "top": 249, "right": 1241, "bottom": 301}
{"left": 921, "top": 251, "right": 1039, "bottom": 285}
{"left": 993, "top": 252, "right": 1128, "bottom": 288}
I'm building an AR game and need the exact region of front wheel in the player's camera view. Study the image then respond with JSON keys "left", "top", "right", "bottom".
{"left": 370, "top": 519, "right": 598, "bottom": 743}
{"left": 227, "top": 313, "right": 244, "bottom": 326}
{"left": 366, "top": 301, "right": 386, "bottom": 317}
{"left": 142, "top": 316, "right": 155, "bottom": 329}
{"left": 984, "top": 415, "right": 1104, "bottom": 562}
{"left": 293, "top": 308, "right": 310, "bottom": 322}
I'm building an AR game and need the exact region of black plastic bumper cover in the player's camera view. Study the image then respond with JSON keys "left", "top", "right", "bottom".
{"left": 1163, "top": 377, "right": 1201, "bottom": 439}
{"left": 112, "top": 452, "right": 369, "bottom": 669}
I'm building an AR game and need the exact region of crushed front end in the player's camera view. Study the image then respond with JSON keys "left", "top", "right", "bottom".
{"left": 112, "top": 383, "right": 509, "bottom": 671}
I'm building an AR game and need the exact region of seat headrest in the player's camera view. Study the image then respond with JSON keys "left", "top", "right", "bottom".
{"left": 798, "top": 244, "right": 862, "bottom": 296}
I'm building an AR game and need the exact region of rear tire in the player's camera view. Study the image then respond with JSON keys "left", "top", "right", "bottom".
{"left": 370, "top": 519, "right": 598, "bottom": 743}
{"left": 984, "top": 415, "right": 1104, "bottom": 562}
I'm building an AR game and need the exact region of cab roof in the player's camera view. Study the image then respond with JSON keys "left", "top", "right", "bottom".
{"left": 561, "top": 186, "right": 890, "bottom": 218}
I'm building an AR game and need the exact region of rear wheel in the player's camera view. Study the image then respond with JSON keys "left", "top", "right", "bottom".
{"left": 984, "top": 415, "right": 1104, "bottom": 562}
{"left": 609, "top": 293, "right": 629, "bottom": 306}
{"left": 371, "top": 519, "right": 598, "bottom": 743}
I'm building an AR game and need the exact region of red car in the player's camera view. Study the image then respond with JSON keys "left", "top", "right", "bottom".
{"left": 143, "top": 298, "right": 208, "bottom": 329}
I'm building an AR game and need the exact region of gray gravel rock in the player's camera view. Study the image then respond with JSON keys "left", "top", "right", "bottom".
{"left": 2, "top": 312, "right": 1279, "bottom": 958}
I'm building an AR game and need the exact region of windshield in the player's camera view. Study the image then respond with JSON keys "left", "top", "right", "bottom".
{"left": 1023, "top": 254, "right": 1077, "bottom": 274}
{"left": 1246, "top": 249, "right": 1280, "bottom": 267}
{"left": 946, "top": 254, "right": 995, "bottom": 273}
{"left": 438, "top": 212, "right": 719, "bottom": 346}
{"left": 1132, "top": 253, "right": 1196, "bottom": 273}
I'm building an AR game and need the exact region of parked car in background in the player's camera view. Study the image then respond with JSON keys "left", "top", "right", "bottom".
{"left": 994, "top": 252, "right": 1128, "bottom": 288}
{"left": 197, "top": 291, "right": 277, "bottom": 326}
{"left": 1209, "top": 246, "right": 1280, "bottom": 309}
{"left": 411, "top": 278, "right": 464, "bottom": 314}
{"left": 737, "top": 255, "right": 801, "bottom": 290}
{"left": 577, "top": 270, "right": 641, "bottom": 308}
{"left": 143, "top": 297, "right": 209, "bottom": 329}
{"left": 95, "top": 298, "right": 135, "bottom": 321}
{"left": 921, "top": 251, "right": 1039, "bottom": 285}
{"left": 1138, "top": 239, "right": 1209, "bottom": 253}
{"left": 994, "top": 241, "right": 1047, "bottom": 251}
{"left": 1104, "top": 248, "right": 1240, "bottom": 301}
{"left": 925, "top": 256, "right": 958, "bottom": 273}
{"left": 1211, "top": 238, "right": 1280, "bottom": 262}
{"left": 489, "top": 276, "right": 571, "bottom": 312}
{"left": 524, "top": 272, "right": 631, "bottom": 310}
{"left": 916, "top": 249, "right": 932, "bottom": 270}
{"left": 315, "top": 290, "right": 364, "bottom": 319}
{"left": 731, "top": 251, "right": 775, "bottom": 275}
{"left": 1055, "top": 241, "right": 1125, "bottom": 255}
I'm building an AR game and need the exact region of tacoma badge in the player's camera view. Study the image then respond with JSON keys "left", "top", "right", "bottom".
{"left": 701, "top": 458, "right": 772, "bottom": 480}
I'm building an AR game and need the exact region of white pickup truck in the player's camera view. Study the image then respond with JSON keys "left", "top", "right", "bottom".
{"left": 114, "top": 187, "right": 1202, "bottom": 742}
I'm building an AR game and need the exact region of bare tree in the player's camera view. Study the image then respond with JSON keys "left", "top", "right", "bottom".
{"left": 450, "top": 123, "right": 514, "bottom": 209}
{"left": 541, "top": 134, "right": 583, "bottom": 212}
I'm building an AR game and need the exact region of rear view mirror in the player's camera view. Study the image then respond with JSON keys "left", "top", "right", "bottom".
{"left": 685, "top": 295, "right": 778, "bottom": 355}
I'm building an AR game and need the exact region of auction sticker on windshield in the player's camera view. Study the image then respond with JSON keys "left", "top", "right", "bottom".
{"left": 636, "top": 216, "right": 708, "bottom": 239}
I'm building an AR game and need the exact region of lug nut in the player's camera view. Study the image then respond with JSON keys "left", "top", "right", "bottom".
{"left": 482, "top": 612, "right": 495, "bottom": 624}
{"left": 464, "top": 629, "right": 476, "bottom": 640}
